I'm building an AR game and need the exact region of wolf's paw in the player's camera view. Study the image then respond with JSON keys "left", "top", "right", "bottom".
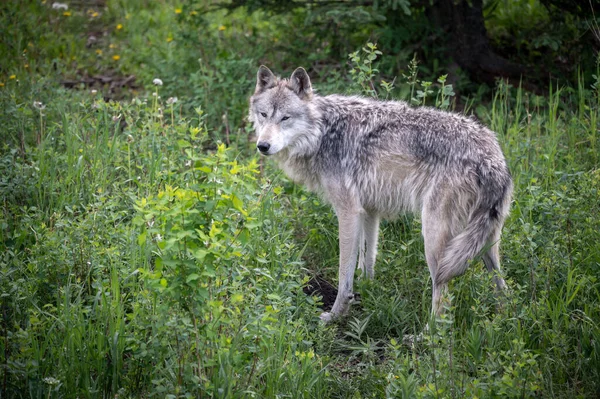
{"left": 319, "top": 312, "right": 335, "bottom": 323}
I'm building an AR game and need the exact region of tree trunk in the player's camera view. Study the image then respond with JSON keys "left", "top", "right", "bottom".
{"left": 429, "top": 0, "right": 528, "bottom": 84}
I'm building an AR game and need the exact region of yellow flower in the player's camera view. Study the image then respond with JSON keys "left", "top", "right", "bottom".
{"left": 9, "top": 75, "right": 16, "bottom": 80}
{"left": 112, "top": 55, "right": 120, "bottom": 61}
{"left": 190, "top": 10, "right": 197, "bottom": 16}
{"left": 175, "top": 8, "right": 182, "bottom": 14}
{"left": 166, "top": 36, "right": 173, "bottom": 43}
{"left": 218, "top": 25, "right": 226, "bottom": 31}
{"left": 95, "top": 49, "right": 102, "bottom": 55}
{"left": 24, "top": 64, "right": 29, "bottom": 69}
{"left": 91, "top": 11, "right": 98, "bottom": 18}
{"left": 63, "top": 11, "right": 71, "bottom": 16}
{"left": 116, "top": 24, "right": 123, "bottom": 30}
{"left": 0, "top": 83, "right": 4, "bottom": 87}
{"left": 109, "top": 44, "right": 117, "bottom": 49}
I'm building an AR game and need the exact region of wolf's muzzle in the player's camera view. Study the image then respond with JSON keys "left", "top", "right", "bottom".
{"left": 257, "top": 142, "right": 271, "bottom": 154}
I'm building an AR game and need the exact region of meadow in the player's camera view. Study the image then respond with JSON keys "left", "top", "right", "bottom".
{"left": 1, "top": 1, "right": 599, "bottom": 398}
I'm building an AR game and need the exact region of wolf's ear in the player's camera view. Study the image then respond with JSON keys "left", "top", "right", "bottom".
{"left": 255, "top": 65, "right": 276, "bottom": 94}
{"left": 290, "top": 67, "right": 312, "bottom": 100}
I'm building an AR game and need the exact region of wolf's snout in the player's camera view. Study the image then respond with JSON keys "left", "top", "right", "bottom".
{"left": 257, "top": 142, "right": 271, "bottom": 154}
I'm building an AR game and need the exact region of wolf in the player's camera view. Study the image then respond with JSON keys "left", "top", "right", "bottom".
{"left": 249, "top": 65, "right": 513, "bottom": 323}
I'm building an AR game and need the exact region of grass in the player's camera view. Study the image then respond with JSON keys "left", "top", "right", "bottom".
{"left": 1, "top": 1, "right": 599, "bottom": 398}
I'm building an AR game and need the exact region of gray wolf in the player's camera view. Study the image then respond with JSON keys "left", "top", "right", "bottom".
{"left": 249, "top": 65, "right": 513, "bottom": 323}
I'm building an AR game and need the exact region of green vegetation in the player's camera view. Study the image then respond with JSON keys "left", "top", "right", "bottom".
{"left": 1, "top": 1, "right": 599, "bottom": 398}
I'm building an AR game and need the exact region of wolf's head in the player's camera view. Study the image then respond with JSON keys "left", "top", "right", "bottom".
{"left": 249, "top": 66, "right": 319, "bottom": 156}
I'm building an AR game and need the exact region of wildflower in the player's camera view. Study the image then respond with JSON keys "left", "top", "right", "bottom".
{"left": 24, "top": 64, "right": 29, "bottom": 69}
{"left": 218, "top": 25, "right": 226, "bottom": 31}
{"left": 166, "top": 97, "right": 178, "bottom": 105}
{"left": 0, "top": 83, "right": 4, "bottom": 87}
{"left": 127, "top": 134, "right": 134, "bottom": 143}
{"left": 63, "top": 11, "right": 71, "bottom": 16}
{"left": 166, "top": 36, "right": 173, "bottom": 43}
{"left": 95, "top": 49, "right": 102, "bottom": 55}
{"left": 9, "top": 75, "right": 16, "bottom": 80}
{"left": 43, "top": 377, "right": 61, "bottom": 386}
{"left": 112, "top": 55, "right": 120, "bottom": 61}
{"left": 33, "top": 101, "right": 46, "bottom": 110}
{"left": 175, "top": 8, "right": 182, "bottom": 14}
{"left": 91, "top": 89, "right": 97, "bottom": 94}
{"left": 190, "top": 11, "right": 197, "bottom": 16}
{"left": 116, "top": 23, "right": 123, "bottom": 30}
{"left": 52, "top": 2, "right": 68, "bottom": 10}
{"left": 152, "top": 78, "right": 163, "bottom": 86}
{"left": 109, "top": 44, "right": 117, "bottom": 49}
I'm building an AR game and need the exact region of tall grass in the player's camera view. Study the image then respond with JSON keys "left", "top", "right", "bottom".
{"left": 1, "top": 1, "right": 599, "bottom": 398}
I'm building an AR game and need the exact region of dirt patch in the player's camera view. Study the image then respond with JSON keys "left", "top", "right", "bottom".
{"left": 61, "top": 73, "right": 137, "bottom": 99}
{"left": 303, "top": 276, "right": 337, "bottom": 311}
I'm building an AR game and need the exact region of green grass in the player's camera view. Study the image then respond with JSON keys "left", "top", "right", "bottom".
{"left": 1, "top": 1, "right": 599, "bottom": 398}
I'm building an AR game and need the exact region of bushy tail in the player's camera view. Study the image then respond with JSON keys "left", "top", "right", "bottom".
{"left": 435, "top": 209, "right": 496, "bottom": 284}
{"left": 435, "top": 174, "right": 512, "bottom": 285}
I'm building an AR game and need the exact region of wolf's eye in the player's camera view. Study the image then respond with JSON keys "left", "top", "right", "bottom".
{"left": 260, "top": 112, "right": 267, "bottom": 118}
{"left": 281, "top": 116, "right": 290, "bottom": 121}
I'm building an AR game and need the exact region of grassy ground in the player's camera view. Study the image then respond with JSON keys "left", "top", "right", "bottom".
{"left": 1, "top": 1, "right": 599, "bottom": 398}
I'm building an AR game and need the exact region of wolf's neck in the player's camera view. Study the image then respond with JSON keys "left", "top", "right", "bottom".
{"left": 274, "top": 148, "right": 322, "bottom": 192}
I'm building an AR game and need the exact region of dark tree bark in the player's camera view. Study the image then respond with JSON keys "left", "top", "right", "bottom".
{"left": 429, "top": 0, "right": 528, "bottom": 84}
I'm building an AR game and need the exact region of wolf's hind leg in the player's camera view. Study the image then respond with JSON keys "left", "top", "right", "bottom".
{"left": 358, "top": 212, "right": 379, "bottom": 280}
{"left": 482, "top": 227, "right": 508, "bottom": 293}
{"left": 421, "top": 203, "right": 452, "bottom": 316}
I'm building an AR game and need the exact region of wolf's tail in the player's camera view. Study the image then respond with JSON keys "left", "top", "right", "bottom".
{"left": 435, "top": 171, "right": 513, "bottom": 285}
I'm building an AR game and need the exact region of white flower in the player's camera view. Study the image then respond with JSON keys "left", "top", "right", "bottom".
{"left": 91, "top": 89, "right": 97, "bottom": 94}
{"left": 152, "top": 78, "right": 163, "bottom": 86}
{"left": 52, "top": 3, "right": 68, "bottom": 10}
{"left": 43, "top": 377, "right": 61, "bottom": 385}
{"left": 166, "top": 96, "right": 178, "bottom": 105}
{"left": 33, "top": 101, "right": 46, "bottom": 110}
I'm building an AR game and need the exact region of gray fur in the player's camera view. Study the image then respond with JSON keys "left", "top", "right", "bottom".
{"left": 249, "top": 66, "right": 513, "bottom": 321}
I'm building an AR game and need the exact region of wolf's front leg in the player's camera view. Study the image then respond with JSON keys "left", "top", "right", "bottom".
{"left": 320, "top": 209, "right": 363, "bottom": 323}
{"left": 358, "top": 212, "right": 380, "bottom": 279}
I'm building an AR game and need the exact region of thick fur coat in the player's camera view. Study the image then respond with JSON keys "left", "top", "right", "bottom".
{"left": 249, "top": 66, "right": 512, "bottom": 322}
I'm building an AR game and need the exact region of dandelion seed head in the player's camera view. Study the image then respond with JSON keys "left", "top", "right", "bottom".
{"left": 152, "top": 78, "right": 163, "bottom": 86}
{"left": 33, "top": 101, "right": 46, "bottom": 110}
{"left": 167, "top": 97, "right": 178, "bottom": 105}
{"left": 43, "top": 377, "right": 61, "bottom": 385}
{"left": 52, "top": 2, "right": 68, "bottom": 10}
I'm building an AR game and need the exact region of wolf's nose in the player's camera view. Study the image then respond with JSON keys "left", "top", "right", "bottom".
{"left": 257, "top": 142, "right": 270, "bottom": 154}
